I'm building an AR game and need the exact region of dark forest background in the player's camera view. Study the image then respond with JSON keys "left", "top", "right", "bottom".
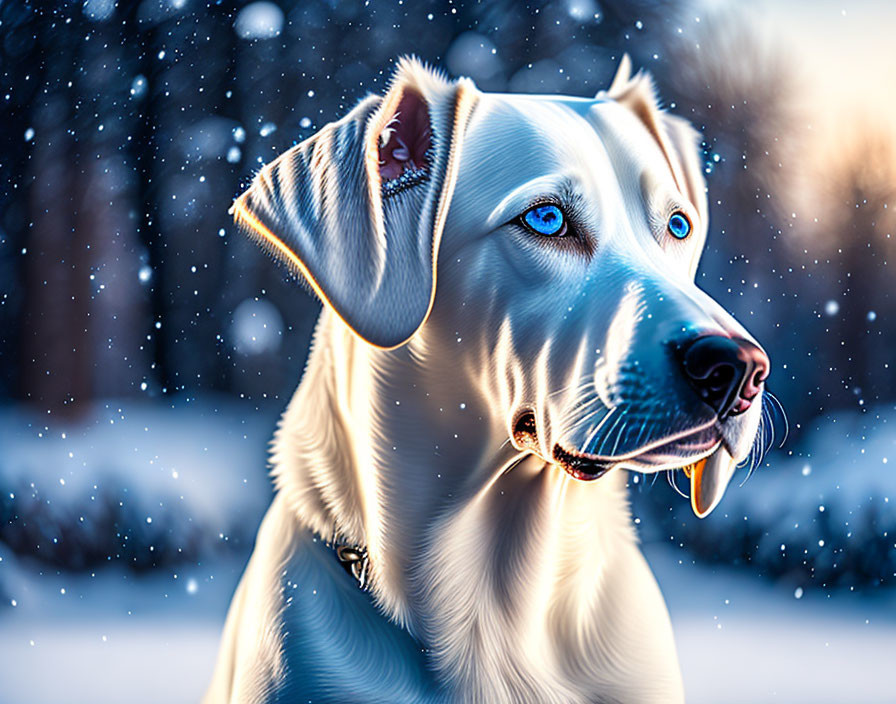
{"left": 2, "top": 0, "right": 892, "bottom": 428}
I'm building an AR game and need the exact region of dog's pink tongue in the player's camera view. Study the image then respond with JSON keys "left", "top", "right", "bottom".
{"left": 689, "top": 447, "right": 736, "bottom": 518}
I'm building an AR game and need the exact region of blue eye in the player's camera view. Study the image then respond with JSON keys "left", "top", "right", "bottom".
{"left": 668, "top": 212, "right": 691, "bottom": 239}
{"left": 522, "top": 204, "right": 566, "bottom": 237}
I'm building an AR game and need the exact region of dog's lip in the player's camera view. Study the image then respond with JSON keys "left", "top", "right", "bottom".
{"left": 552, "top": 426, "right": 721, "bottom": 480}
{"left": 552, "top": 443, "right": 613, "bottom": 480}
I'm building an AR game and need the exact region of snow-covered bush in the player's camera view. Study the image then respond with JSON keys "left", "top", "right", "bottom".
{"left": 0, "top": 401, "right": 274, "bottom": 572}
{"left": 2, "top": 473, "right": 227, "bottom": 572}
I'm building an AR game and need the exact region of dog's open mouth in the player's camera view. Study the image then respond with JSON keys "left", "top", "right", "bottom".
{"left": 552, "top": 440, "right": 736, "bottom": 518}
{"left": 513, "top": 411, "right": 736, "bottom": 518}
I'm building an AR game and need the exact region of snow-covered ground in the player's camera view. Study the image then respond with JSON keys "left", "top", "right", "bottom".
{"left": 0, "top": 551, "right": 238, "bottom": 704}
{"left": 1, "top": 399, "right": 893, "bottom": 702}
{"left": 648, "top": 546, "right": 896, "bottom": 704}
{"left": 1, "top": 546, "right": 892, "bottom": 703}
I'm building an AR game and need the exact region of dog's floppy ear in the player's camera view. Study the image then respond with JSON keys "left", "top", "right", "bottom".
{"left": 601, "top": 55, "right": 708, "bottom": 223}
{"left": 231, "top": 57, "right": 478, "bottom": 348}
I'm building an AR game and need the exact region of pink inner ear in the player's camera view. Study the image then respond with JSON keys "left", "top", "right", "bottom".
{"left": 379, "top": 90, "right": 431, "bottom": 181}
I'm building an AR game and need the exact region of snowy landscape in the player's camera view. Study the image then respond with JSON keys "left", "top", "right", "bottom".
{"left": 1, "top": 400, "right": 894, "bottom": 703}
{"left": 3, "top": 0, "right": 895, "bottom": 701}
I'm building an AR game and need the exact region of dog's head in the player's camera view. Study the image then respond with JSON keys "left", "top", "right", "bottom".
{"left": 233, "top": 56, "right": 769, "bottom": 518}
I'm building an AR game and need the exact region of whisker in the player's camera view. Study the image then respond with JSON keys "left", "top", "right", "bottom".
{"left": 632, "top": 414, "right": 651, "bottom": 451}
{"left": 608, "top": 415, "right": 630, "bottom": 457}
{"left": 740, "top": 390, "right": 787, "bottom": 487}
{"left": 666, "top": 470, "right": 688, "bottom": 499}
{"left": 763, "top": 398, "right": 775, "bottom": 455}
{"left": 767, "top": 390, "right": 789, "bottom": 448}
{"left": 739, "top": 412, "right": 762, "bottom": 486}
{"left": 760, "top": 402, "right": 771, "bottom": 458}
{"left": 758, "top": 404, "right": 769, "bottom": 461}
{"left": 562, "top": 397, "right": 611, "bottom": 433}
{"left": 547, "top": 380, "right": 595, "bottom": 400}
{"left": 583, "top": 406, "right": 617, "bottom": 454}
{"left": 594, "top": 412, "right": 626, "bottom": 456}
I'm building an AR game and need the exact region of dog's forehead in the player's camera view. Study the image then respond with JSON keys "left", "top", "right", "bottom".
{"left": 468, "top": 93, "right": 603, "bottom": 154}
{"left": 460, "top": 92, "right": 674, "bottom": 193}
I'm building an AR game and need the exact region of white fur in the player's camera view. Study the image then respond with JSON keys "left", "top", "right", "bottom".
{"left": 205, "top": 57, "right": 766, "bottom": 703}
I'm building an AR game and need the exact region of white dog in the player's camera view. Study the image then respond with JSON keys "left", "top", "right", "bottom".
{"left": 205, "top": 56, "right": 769, "bottom": 704}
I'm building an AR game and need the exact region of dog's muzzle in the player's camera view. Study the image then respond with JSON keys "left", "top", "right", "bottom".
{"left": 512, "top": 332, "right": 770, "bottom": 519}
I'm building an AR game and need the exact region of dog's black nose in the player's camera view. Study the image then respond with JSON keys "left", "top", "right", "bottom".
{"left": 680, "top": 336, "right": 769, "bottom": 418}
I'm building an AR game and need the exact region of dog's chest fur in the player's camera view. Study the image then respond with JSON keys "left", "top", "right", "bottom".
{"left": 204, "top": 312, "right": 684, "bottom": 704}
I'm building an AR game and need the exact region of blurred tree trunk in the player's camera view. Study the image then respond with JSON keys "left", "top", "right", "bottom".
{"left": 20, "top": 16, "right": 91, "bottom": 414}
{"left": 20, "top": 8, "right": 151, "bottom": 413}
{"left": 77, "top": 17, "right": 151, "bottom": 399}
{"left": 0, "top": 2, "right": 45, "bottom": 399}
{"left": 128, "top": 4, "right": 171, "bottom": 396}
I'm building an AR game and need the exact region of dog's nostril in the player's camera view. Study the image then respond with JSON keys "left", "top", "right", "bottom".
{"left": 706, "top": 364, "right": 736, "bottom": 393}
{"left": 744, "top": 370, "right": 764, "bottom": 398}
{"left": 679, "top": 336, "right": 769, "bottom": 418}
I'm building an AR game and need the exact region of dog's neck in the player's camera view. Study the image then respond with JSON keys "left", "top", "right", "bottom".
{"left": 273, "top": 310, "right": 644, "bottom": 701}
